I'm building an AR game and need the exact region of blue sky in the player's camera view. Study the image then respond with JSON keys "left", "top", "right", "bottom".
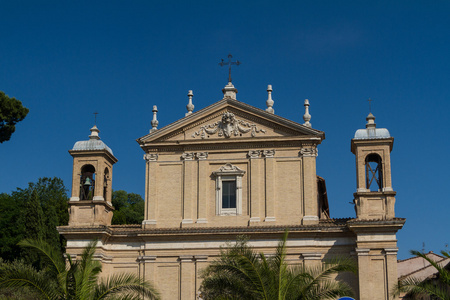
{"left": 1, "top": 1, "right": 449, "bottom": 259}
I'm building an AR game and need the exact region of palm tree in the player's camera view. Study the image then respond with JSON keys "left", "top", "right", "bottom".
{"left": 199, "top": 231, "right": 357, "bottom": 300}
{"left": 0, "top": 239, "right": 160, "bottom": 300}
{"left": 394, "top": 250, "right": 450, "bottom": 300}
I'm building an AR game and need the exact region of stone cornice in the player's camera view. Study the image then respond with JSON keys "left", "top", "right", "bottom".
{"left": 68, "top": 149, "right": 118, "bottom": 164}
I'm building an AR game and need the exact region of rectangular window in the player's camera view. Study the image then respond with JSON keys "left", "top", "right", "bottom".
{"left": 222, "top": 180, "right": 237, "bottom": 209}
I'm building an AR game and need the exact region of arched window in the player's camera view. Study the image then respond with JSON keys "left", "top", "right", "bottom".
{"left": 80, "top": 164, "right": 95, "bottom": 200}
{"left": 365, "top": 154, "right": 383, "bottom": 191}
{"left": 103, "top": 168, "right": 109, "bottom": 200}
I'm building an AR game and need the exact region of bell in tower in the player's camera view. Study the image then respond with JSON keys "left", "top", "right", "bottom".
{"left": 67, "top": 125, "right": 118, "bottom": 226}
{"left": 351, "top": 112, "right": 396, "bottom": 219}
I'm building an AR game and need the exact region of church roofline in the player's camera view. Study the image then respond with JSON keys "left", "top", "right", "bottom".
{"left": 137, "top": 98, "right": 324, "bottom": 145}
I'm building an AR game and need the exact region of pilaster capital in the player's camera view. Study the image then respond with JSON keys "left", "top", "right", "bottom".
{"left": 262, "top": 150, "right": 275, "bottom": 158}
{"left": 144, "top": 153, "right": 158, "bottom": 162}
{"left": 181, "top": 152, "right": 195, "bottom": 160}
{"left": 179, "top": 255, "right": 194, "bottom": 262}
{"left": 194, "top": 255, "right": 208, "bottom": 262}
{"left": 355, "top": 248, "right": 370, "bottom": 256}
{"left": 299, "top": 147, "right": 318, "bottom": 157}
{"left": 301, "top": 253, "right": 322, "bottom": 260}
{"left": 384, "top": 248, "right": 398, "bottom": 255}
{"left": 196, "top": 152, "right": 208, "bottom": 160}
{"left": 247, "top": 150, "right": 260, "bottom": 159}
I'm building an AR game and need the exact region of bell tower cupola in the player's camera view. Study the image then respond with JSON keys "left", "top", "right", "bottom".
{"left": 351, "top": 113, "right": 396, "bottom": 219}
{"left": 68, "top": 125, "right": 118, "bottom": 226}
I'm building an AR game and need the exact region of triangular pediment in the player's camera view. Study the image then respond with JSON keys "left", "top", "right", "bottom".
{"left": 137, "top": 99, "right": 324, "bottom": 146}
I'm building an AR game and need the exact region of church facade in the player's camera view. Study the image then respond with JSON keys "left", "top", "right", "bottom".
{"left": 59, "top": 81, "right": 405, "bottom": 300}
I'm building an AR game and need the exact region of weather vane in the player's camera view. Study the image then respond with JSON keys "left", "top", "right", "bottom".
{"left": 219, "top": 54, "right": 240, "bottom": 83}
{"left": 94, "top": 112, "right": 99, "bottom": 125}
{"left": 367, "top": 98, "right": 373, "bottom": 113}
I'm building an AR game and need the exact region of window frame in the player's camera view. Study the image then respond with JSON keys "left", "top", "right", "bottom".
{"left": 213, "top": 163, "right": 245, "bottom": 216}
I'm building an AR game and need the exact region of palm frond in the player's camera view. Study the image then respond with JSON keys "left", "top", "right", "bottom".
{"left": 0, "top": 259, "right": 60, "bottom": 300}
{"left": 18, "top": 238, "right": 66, "bottom": 277}
{"left": 94, "top": 272, "right": 160, "bottom": 300}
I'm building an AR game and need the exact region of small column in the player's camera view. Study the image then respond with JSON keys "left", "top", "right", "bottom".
{"left": 303, "top": 99, "right": 311, "bottom": 127}
{"left": 150, "top": 105, "right": 159, "bottom": 133}
{"left": 186, "top": 90, "right": 194, "bottom": 116}
{"left": 300, "top": 147, "right": 319, "bottom": 225}
{"left": 248, "top": 150, "right": 261, "bottom": 224}
{"left": 143, "top": 153, "right": 158, "bottom": 228}
{"left": 266, "top": 85, "right": 274, "bottom": 114}
{"left": 263, "top": 150, "right": 276, "bottom": 222}
{"left": 182, "top": 153, "right": 195, "bottom": 226}
{"left": 179, "top": 256, "right": 195, "bottom": 300}
{"left": 196, "top": 152, "right": 208, "bottom": 224}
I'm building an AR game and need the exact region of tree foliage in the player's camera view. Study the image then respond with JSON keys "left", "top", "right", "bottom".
{"left": 394, "top": 250, "right": 450, "bottom": 300}
{"left": 200, "top": 231, "right": 357, "bottom": 300}
{"left": 111, "top": 190, "right": 144, "bottom": 225}
{"left": 0, "top": 177, "right": 69, "bottom": 263}
{"left": 0, "top": 91, "right": 29, "bottom": 143}
{"left": 0, "top": 239, "right": 160, "bottom": 300}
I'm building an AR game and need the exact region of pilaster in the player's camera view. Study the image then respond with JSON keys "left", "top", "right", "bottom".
{"left": 248, "top": 150, "right": 261, "bottom": 224}
{"left": 143, "top": 153, "right": 158, "bottom": 228}
{"left": 300, "top": 147, "right": 319, "bottom": 225}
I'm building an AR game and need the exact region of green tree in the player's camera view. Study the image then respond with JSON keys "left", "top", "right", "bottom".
{"left": 0, "top": 239, "right": 160, "bottom": 300}
{"left": 200, "top": 231, "right": 356, "bottom": 300}
{"left": 0, "top": 178, "right": 69, "bottom": 262}
{"left": 0, "top": 193, "right": 24, "bottom": 262}
{"left": 111, "top": 190, "right": 145, "bottom": 225}
{"left": 394, "top": 250, "right": 450, "bottom": 300}
{"left": 0, "top": 91, "right": 29, "bottom": 143}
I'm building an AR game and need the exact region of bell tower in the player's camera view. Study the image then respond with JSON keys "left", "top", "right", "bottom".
{"left": 351, "top": 113, "right": 396, "bottom": 220}
{"left": 68, "top": 125, "right": 118, "bottom": 226}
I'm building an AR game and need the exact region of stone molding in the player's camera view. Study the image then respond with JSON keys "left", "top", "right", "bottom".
{"left": 301, "top": 253, "right": 322, "bottom": 260}
{"left": 262, "top": 150, "right": 276, "bottom": 157}
{"left": 137, "top": 255, "right": 157, "bottom": 263}
{"left": 181, "top": 152, "right": 195, "bottom": 160}
{"left": 196, "top": 152, "right": 208, "bottom": 160}
{"left": 179, "top": 255, "right": 194, "bottom": 262}
{"left": 355, "top": 248, "right": 370, "bottom": 256}
{"left": 144, "top": 153, "right": 158, "bottom": 162}
{"left": 299, "top": 147, "right": 318, "bottom": 157}
{"left": 247, "top": 150, "right": 260, "bottom": 158}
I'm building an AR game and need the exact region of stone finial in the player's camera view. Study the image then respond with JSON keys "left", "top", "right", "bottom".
{"left": 222, "top": 82, "right": 238, "bottom": 100}
{"left": 366, "top": 113, "right": 376, "bottom": 129}
{"left": 186, "top": 90, "right": 194, "bottom": 116}
{"left": 89, "top": 125, "right": 100, "bottom": 140}
{"left": 266, "top": 85, "right": 274, "bottom": 114}
{"left": 150, "top": 105, "right": 159, "bottom": 132}
{"left": 303, "top": 99, "right": 311, "bottom": 127}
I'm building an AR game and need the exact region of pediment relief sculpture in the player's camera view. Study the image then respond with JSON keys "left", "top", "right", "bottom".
{"left": 192, "top": 112, "right": 266, "bottom": 139}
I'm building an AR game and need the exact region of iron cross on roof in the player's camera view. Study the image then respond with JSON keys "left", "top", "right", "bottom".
{"left": 219, "top": 54, "right": 241, "bottom": 83}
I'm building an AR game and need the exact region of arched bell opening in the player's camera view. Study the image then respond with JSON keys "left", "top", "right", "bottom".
{"left": 80, "top": 164, "right": 96, "bottom": 200}
{"left": 365, "top": 153, "right": 383, "bottom": 191}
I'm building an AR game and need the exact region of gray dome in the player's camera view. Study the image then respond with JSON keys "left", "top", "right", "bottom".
{"left": 72, "top": 139, "right": 113, "bottom": 154}
{"left": 354, "top": 128, "right": 390, "bottom": 140}
{"left": 71, "top": 125, "right": 113, "bottom": 155}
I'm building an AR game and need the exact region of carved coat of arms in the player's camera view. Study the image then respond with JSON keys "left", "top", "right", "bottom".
{"left": 192, "top": 112, "right": 266, "bottom": 139}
